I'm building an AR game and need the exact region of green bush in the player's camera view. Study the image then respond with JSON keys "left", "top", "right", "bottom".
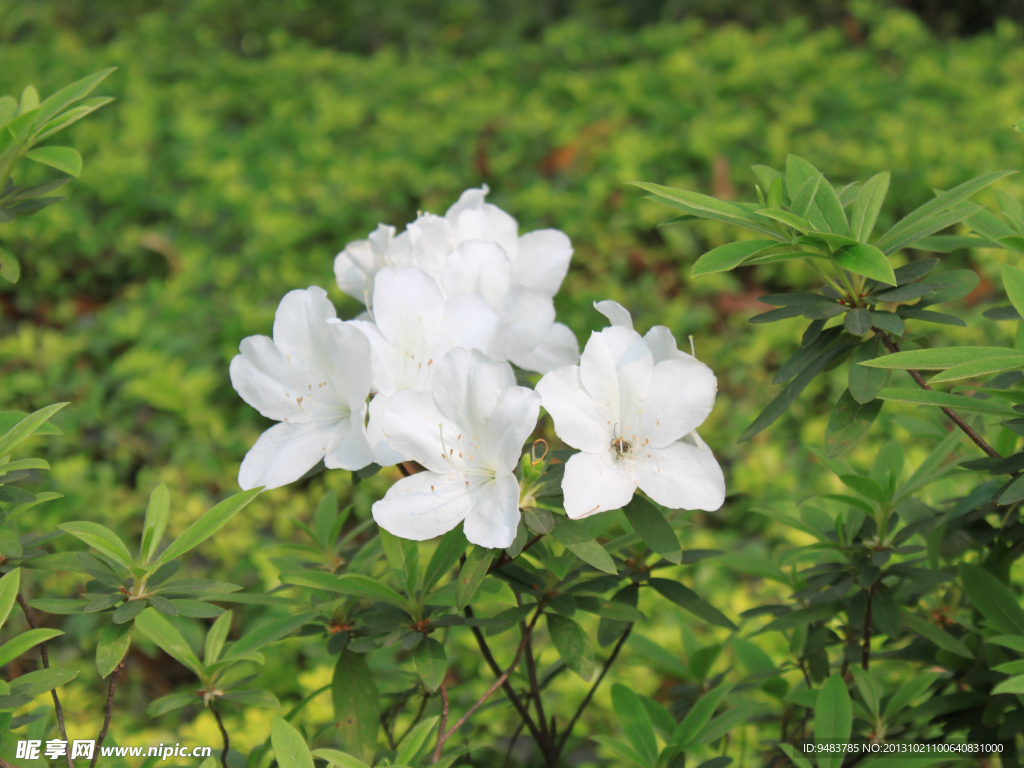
{"left": 3, "top": 5, "right": 1024, "bottom": 766}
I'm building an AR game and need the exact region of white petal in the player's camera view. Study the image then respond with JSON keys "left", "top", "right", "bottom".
{"left": 334, "top": 225, "right": 395, "bottom": 304}
{"left": 324, "top": 405, "right": 375, "bottom": 471}
{"left": 432, "top": 295, "right": 500, "bottom": 361}
{"left": 325, "top": 321, "right": 375, "bottom": 410}
{"left": 372, "top": 471, "right": 471, "bottom": 541}
{"left": 366, "top": 393, "right": 409, "bottom": 466}
{"left": 440, "top": 240, "right": 513, "bottom": 308}
{"left": 635, "top": 358, "right": 717, "bottom": 448}
{"left": 230, "top": 335, "right": 303, "bottom": 422}
{"left": 483, "top": 386, "right": 541, "bottom": 472}
{"left": 594, "top": 300, "right": 634, "bottom": 330}
{"left": 371, "top": 267, "right": 444, "bottom": 351}
{"left": 561, "top": 450, "right": 636, "bottom": 519}
{"left": 627, "top": 440, "right": 725, "bottom": 512}
{"left": 514, "top": 229, "right": 572, "bottom": 297}
{"left": 238, "top": 421, "right": 336, "bottom": 491}
{"left": 511, "top": 321, "right": 580, "bottom": 374}
{"left": 431, "top": 348, "right": 507, "bottom": 434}
{"left": 405, "top": 213, "right": 454, "bottom": 280}
{"left": 644, "top": 325, "right": 697, "bottom": 365}
{"left": 463, "top": 473, "right": 521, "bottom": 548}
{"left": 535, "top": 366, "right": 611, "bottom": 453}
{"left": 445, "top": 185, "right": 519, "bottom": 260}
{"left": 579, "top": 326, "right": 653, "bottom": 427}
{"left": 271, "top": 287, "right": 337, "bottom": 355}
{"left": 380, "top": 390, "right": 451, "bottom": 474}
{"left": 346, "top": 319, "right": 397, "bottom": 395}
{"left": 489, "top": 288, "right": 555, "bottom": 363}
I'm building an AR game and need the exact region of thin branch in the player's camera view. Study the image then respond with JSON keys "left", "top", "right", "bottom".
{"left": 487, "top": 534, "right": 544, "bottom": 575}
{"left": 862, "top": 584, "right": 874, "bottom": 671}
{"left": 502, "top": 720, "right": 526, "bottom": 768}
{"left": 90, "top": 659, "right": 125, "bottom": 768}
{"left": 522, "top": 624, "right": 551, "bottom": 747}
{"left": 433, "top": 611, "right": 541, "bottom": 762}
{"left": 877, "top": 331, "right": 1000, "bottom": 458}
{"left": 433, "top": 684, "right": 450, "bottom": 763}
{"left": 210, "top": 702, "right": 230, "bottom": 768}
{"left": 556, "top": 624, "right": 633, "bottom": 753}
{"left": 464, "top": 608, "right": 545, "bottom": 748}
{"left": 17, "top": 594, "right": 74, "bottom": 768}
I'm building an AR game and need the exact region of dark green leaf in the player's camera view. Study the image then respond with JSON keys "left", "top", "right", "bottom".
{"left": 843, "top": 308, "right": 872, "bottom": 336}
{"left": 671, "top": 684, "right": 733, "bottom": 750}
{"left": 630, "top": 182, "right": 783, "bottom": 238}
{"left": 870, "top": 584, "right": 901, "bottom": 640}
{"left": 522, "top": 506, "right": 554, "bottom": 534}
{"left": 872, "top": 283, "right": 935, "bottom": 302}
{"left": 649, "top": 579, "right": 736, "bottom": 629}
{"left": 902, "top": 612, "right": 972, "bottom": 658}
{"left": 898, "top": 308, "right": 966, "bottom": 326}
{"left": 456, "top": 545, "right": 495, "bottom": 609}
{"left": 96, "top": 622, "right": 132, "bottom": 678}
{"left": 414, "top": 637, "right": 446, "bottom": 692}
{"left": 691, "top": 240, "right": 778, "bottom": 277}
{"left": 598, "top": 584, "right": 638, "bottom": 648}
{"left": 920, "top": 269, "right": 980, "bottom": 306}
{"left": 332, "top": 650, "right": 379, "bottom": 763}
{"left": 849, "top": 339, "right": 889, "bottom": 403}
{"left": 959, "top": 563, "right": 1024, "bottom": 635}
{"left": 869, "top": 310, "right": 905, "bottom": 335}
{"left": 749, "top": 306, "right": 804, "bottom": 324}
{"left": 421, "top": 526, "right": 468, "bottom": 594}
{"left": 110, "top": 599, "right": 144, "bottom": 624}
{"left": 611, "top": 683, "right": 658, "bottom": 766}
{"left": 379, "top": 529, "right": 418, "bottom": 596}
{"left": 549, "top": 515, "right": 617, "bottom": 574}
{"left": 824, "top": 390, "right": 882, "bottom": 458}
{"left": 876, "top": 387, "right": 1018, "bottom": 417}
{"left": 623, "top": 495, "right": 681, "bottom": 564}
{"left": 815, "top": 674, "right": 852, "bottom": 768}
{"left": 546, "top": 614, "right": 594, "bottom": 681}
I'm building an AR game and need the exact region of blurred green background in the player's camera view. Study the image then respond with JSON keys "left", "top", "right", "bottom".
{"left": 4, "top": 0, "right": 1024, "bottom": 763}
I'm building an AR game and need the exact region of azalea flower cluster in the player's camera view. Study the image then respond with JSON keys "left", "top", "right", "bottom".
{"left": 230, "top": 187, "right": 726, "bottom": 548}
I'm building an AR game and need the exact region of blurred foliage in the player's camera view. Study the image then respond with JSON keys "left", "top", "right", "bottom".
{"left": 3, "top": 2, "right": 1024, "bottom": 764}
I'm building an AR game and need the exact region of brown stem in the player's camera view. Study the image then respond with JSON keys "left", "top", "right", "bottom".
{"left": 91, "top": 659, "right": 124, "bottom": 768}
{"left": 464, "top": 608, "right": 546, "bottom": 750}
{"left": 433, "top": 683, "right": 450, "bottom": 763}
{"left": 210, "top": 702, "right": 230, "bottom": 768}
{"left": 877, "top": 331, "right": 1000, "bottom": 458}
{"left": 487, "top": 533, "right": 544, "bottom": 575}
{"left": 0, "top": 756, "right": 17, "bottom": 768}
{"left": 17, "top": 594, "right": 74, "bottom": 768}
{"left": 433, "top": 610, "right": 542, "bottom": 762}
{"left": 522, "top": 623, "right": 551, "bottom": 746}
{"left": 862, "top": 584, "right": 874, "bottom": 671}
{"left": 556, "top": 624, "right": 633, "bottom": 753}
{"left": 502, "top": 720, "right": 526, "bottom": 768}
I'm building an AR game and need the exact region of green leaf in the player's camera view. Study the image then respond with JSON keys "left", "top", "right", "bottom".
{"left": 58, "top": 522, "right": 135, "bottom": 569}
{"left": 870, "top": 585, "right": 901, "bottom": 640}
{"left": 754, "top": 606, "right": 837, "bottom": 634}
{"left": 422, "top": 527, "right": 469, "bottom": 594}
{"left": 843, "top": 308, "right": 872, "bottom": 336}
{"left": 862, "top": 346, "right": 1019, "bottom": 370}
{"left": 133, "top": 607, "right": 204, "bottom": 677}
{"left": 0, "top": 627, "right": 62, "bottom": 667}
{"left": 882, "top": 672, "right": 939, "bottom": 720}
{"left": 204, "top": 611, "right": 232, "bottom": 665}
{"left": 223, "top": 612, "right": 314, "bottom": 660}
{"left": 876, "top": 170, "right": 1016, "bottom": 253}
{"left": 34, "top": 68, "right": 117, "bottom": 128}
{"left": 920, "top": 268, "right": 979, "bottom": 306}
{"left": 313, "top": 491, "right": 339, "bottom": 549}
{"left": 756, "top": 208, "right": 813, "bottom": 232}
{"left": 456, "top": 545, "right": 495, "bottom": 610}
{"left": 630, "top": 182, "right": 783, "bottom": 238}
{"left": 815, "top": 673, "right": 852, "bottom": 768}
{"left": 0, "top": 402, "right": 67, "bottom": 456}
{"left": 156, "top": 488, "right": 261, "bottom": 565}
{"left": 111, "top": 599, "right": 144, "bottom": 624}
{"left": 959, "top": 563, "right": 1024, "bottom": 635}
{"left": 332, "top": 650, "right": 380, "bottom": 764}
{"left": 27, "top": 598, "right": 86, "bottom": 615}
{"left": 414, "top": 637, "right": 446, "bottom": 692}
{"left": 648, "top": 579, "right": 736, "bottom": 629}
{"left": 95, "top": 622, "right": 133, "bottom": 677}
{"left": 869, "top": 310, "right": 905, "bottom": 335}
{"left": 271, "top": 715, "right": 314, "bottom": 768}
{"left": 140, "top": 483, "right": 170, "bottom": 564}
{"left": 0, "top": 246, "right": 19, "bottom": 284}
{"left": 147, "top": 692, "right": 197, "bottom": 717}
{"left": 671, "top": 684, "right": 733, "bottom": 750}
{"left": 1001, "top": 263, "right": 1024, "bottom": 320}
{"left": 691, "top": 240, "right": 778, "bottom": 277}
{"left": 379, "top": 528, "right": 419, "bottom": 596}
{"left": 739, "top": 343, "right": 857, "bottom": 442}
{"left": 824, "top": 389, "right": 882, "bottom": 458}
{"left": 790, "top": 174, "right": 822, "bottom": 219}
{"left": 549, "top": 515, "right": 617, "bottom": 574}
{"left": 394, "top": 715, "right": 441, "bottom": 766}
{"left": 311, "top": 750, "right": 371, "bottom": 768}
{"left": 851, "top": 172, "right": 890, "bottom": 242}
{"left": 281, "top": 571, "right": 408, "bottom": 608}
{"left": 219, "top": 689, "right": 280, "bottom": 708}
{"left": 992, "top": 675, "right": 1024, "bottom": 695}
{"left": 611, "top": 684, "right": 658, "bottom": 767}
{"left": 816, "top": 176, "right": 850, "bottom": 236}
{"left": 899, "top": 308, "right": 966, "bottom": 327}
{"left": 849, "top": 339, "right": 890, "bottom": 403}
{"left": 546, "top": 614, "right": 594, "bottom": 681}
{"left": 0, "top": 568, "right": 20, "bottom": 629}
{"left": 901, "top": 612, "right": 972, "bottom": 659}
{"left": 25, "top": 146, "right": 82, "bottom": 178}
{"left": 839, "top": 474, "right": 886, "bottom": 505}
{"left": 6, "top": 666, "right": 78, "bottom": 698}
{"left": 928, "top": 355, "right": 1024, "bottom": 384}
{"left": 849, "top": 666, "right": 880, "bottom": 719}
{"left": 875, "top": 388, "right": 1018, "bottom": 417}
{"left": 623, "top": 495, "right": 681, "bottom": 564}
{"left": 575, "top": 596, "right": 646, "bottom": 623}
{"left": 591, "top": 735, "right": 647, "bottom": 767}
{"left": 834, "top": 243, "right": 896, "bottom": 286}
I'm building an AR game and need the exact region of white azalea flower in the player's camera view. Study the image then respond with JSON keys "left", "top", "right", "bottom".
{"left": 536, "top": 301, "right": 725, "bottom": 518}
{"left": 371, "top": 347, "right": 541, "bottom": 549}
{"left": 230, "top": 287, "right": 374, "bottom": 490}
{"left": 345, "top": 266, "right": 499, "bottom": 465}
{"left": 332, "top": 186, "right": 578, "bottom": 373}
